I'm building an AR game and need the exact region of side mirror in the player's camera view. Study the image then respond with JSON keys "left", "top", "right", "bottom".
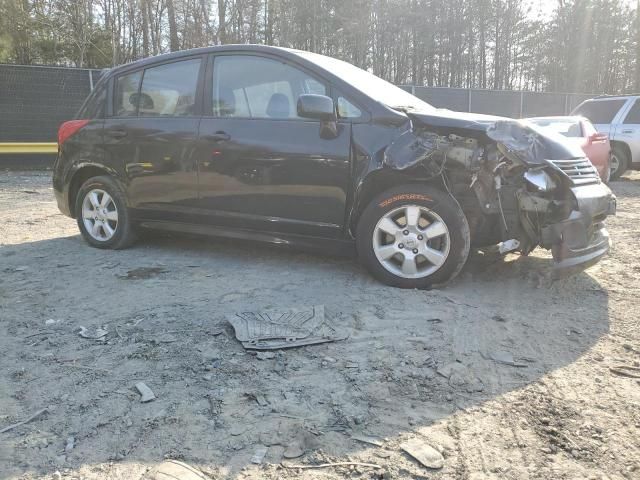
{"left": 297, "top": 94, "right": 336, "bottom": 121}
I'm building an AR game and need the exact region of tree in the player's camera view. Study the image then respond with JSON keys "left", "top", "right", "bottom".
{"left": 166, "top": 0, "right": 179, "bottom": 51}
{"left": 0, "top": 0, "right": 636, "bottom": 94}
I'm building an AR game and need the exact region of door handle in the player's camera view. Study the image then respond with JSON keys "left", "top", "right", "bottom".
{"left": 204, "top": 131, "right": 231, "bottom": 142}
{"left": 622, "top": 129, "right": 634, "bottom": 134}
{"left": 107, "top": 129, "right": 128, "bottom": 139}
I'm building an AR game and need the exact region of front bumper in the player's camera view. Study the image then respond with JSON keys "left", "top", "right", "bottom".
{"left": 550, "top": 225, "right": 610, "bottom": 277}
{"left": 540, "top": 182, "right": 616, "bottom": 277}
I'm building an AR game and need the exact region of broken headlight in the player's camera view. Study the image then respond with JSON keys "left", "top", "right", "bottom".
{"left": 524, "top": 169, "right": 556, "bottom": 192}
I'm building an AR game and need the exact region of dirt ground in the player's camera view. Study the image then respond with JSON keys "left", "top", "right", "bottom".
{"left": 1, "top": 170, "right": 639, "bottom": 480}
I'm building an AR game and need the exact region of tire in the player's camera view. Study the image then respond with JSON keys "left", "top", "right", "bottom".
{"left": 75, "top": 175, "right": 136, "bottom": 249}
{"left": 356, "top": 185, "right": 471, "bottom": 289}
{"left": 609, "top": 145, "right": 629, "bottom": 181}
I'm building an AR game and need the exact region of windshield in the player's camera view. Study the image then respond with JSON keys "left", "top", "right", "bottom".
{"left": 527, "top": 118, "right": 583, "bottom": 138}
{"left": 295, "top": 50, "right": 435, "bottom": 112}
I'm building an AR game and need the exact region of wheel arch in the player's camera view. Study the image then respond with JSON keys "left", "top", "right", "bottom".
{"left": 348, "top": 169, "right": 446, "bottom": 237}
{"left": 610, "top": 140, "right": 631, "bottom": 163}
{"left": 67, "top": 164, "right": 119, "bottom": 218}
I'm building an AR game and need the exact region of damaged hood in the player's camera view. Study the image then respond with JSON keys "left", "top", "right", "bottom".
{"left": 486, "top": 120, "right": 586, "bottom": 164}
{"left": 408, "top": 109, "right": 505, "bottom": 132}
{"left": 407, "top": 109, "right": 586, "bottom": 164}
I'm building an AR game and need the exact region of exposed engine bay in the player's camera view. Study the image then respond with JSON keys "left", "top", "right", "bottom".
{"left": 383, "top": 118, "right": 616, "bottom": 275}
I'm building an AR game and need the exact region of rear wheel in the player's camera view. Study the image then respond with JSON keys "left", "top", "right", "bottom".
{"left": 75, "top": 176, "right": 136, "bottom": 249}
{"left": 356, "top": 185, "right": 470, "bottom": 288}
{"left": 609, "top": 145, "right": 629, "bottom": 181}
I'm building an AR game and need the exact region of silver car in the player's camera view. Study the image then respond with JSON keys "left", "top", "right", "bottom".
{"left": 571, "top": 95, "right": 640, "bottom": 180}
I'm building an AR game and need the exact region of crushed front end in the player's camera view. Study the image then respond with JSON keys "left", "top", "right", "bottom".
{"left": 385, "top": 115, "right": 616, "bottom": 276}
{"left": 484, "top": 120, "right": 615, "bottom": 276}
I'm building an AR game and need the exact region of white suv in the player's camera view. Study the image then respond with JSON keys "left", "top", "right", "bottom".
{"left": 572, "top": 95, "right": 640, "bottom": 179}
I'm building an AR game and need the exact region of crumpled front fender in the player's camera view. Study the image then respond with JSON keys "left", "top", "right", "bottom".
{"left": 382, "top": 130, "right": 442, "bottom": 170}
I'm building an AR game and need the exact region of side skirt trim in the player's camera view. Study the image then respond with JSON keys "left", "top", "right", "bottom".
{"left": 137, "top": 220, "right": 356, "bottom": 257}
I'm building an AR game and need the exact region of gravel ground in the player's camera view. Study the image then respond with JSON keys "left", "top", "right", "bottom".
{"left": 0, "top": 170, "right": 639, "bottom": 480}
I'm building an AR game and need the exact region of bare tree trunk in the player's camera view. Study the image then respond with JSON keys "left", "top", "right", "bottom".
{"left": 141, "top": 0, "right": 150, "bottom": 56}
{"left": 218, "top": 0, "right": 227, "bottom": 44}
{"left": 265, "top": 0, "right": 274, "bottom": 44}
{"left": 493, "top": 1, "right": 500, "bottom": 90}
{"left": 167, "top": 0, "right": 179, "bottom": 51}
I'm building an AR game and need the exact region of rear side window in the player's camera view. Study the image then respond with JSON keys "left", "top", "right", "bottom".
{"left": 573, "top": 99, "right": 625, "bottom": 124}
{"left": 623, "top": 100, "right": 640, "bottom": 124}
{"left": 139, "top": 59, "right": 201, "bottom": 116}
{"left": 114, "top": 70, "right": 142, "bottom": 117}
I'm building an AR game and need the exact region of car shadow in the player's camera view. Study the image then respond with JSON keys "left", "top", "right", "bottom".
{"left": 0, "top": 232, "right": 610, "bottom": 478}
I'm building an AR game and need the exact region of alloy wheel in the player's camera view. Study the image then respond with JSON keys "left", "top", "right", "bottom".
{"left": 81, "top": 189, "right": 119, "bottom": 241}
{"left": 372, "top": 204, "right": 451, "bottom": 279}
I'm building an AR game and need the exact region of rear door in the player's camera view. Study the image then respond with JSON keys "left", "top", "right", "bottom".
{"left": 103, "top": 56, "right": 204, "bottom": 219}
{"left": 617, "top": 99, "right": 640, "bottom": 164}
{"left": 195, "top": 53, "right": 351, "bottom": 238}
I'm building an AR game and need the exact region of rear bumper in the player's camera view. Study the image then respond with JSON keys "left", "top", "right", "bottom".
{"left": 54, "top": 187, "right": 71, "bottom": 217}
{"left": 541, "top": 182, "right": 615, "bottom": 276}
{"left": 52, "top": 153, "right": 73, "bottom": 217}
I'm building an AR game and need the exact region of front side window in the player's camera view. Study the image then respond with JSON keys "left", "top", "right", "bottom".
{"left": 212, "top": 55, "right": 328, "bottom": 119}
{"left": 573, "top": 99, "right": 625, "bottom": 124}
{"left": 114, "top": 70, "right": 142, "bottom": 117}
{"left": 623, "top": 100, "right": 640, "bottom": 124}
{"left": 139, "top": 59, "right": 201, "bottom": 116}
{"left": 338, "top": 96, "right": 362, "bottom": 119}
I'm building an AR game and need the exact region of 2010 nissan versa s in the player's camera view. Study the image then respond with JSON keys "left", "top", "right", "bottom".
{"left": 53, "top": 45, "right": 616, "bottom": 288}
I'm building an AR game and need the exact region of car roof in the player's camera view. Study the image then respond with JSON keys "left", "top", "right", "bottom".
{"left": 107, "top": 44, "right": 307, "bottom": 76}
{"left": 586, "top": 95, "right": 639, "bottom": 101}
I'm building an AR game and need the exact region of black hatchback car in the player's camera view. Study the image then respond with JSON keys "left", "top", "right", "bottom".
{"left": 53, "top": 45, "right": 615, "bottom": 288}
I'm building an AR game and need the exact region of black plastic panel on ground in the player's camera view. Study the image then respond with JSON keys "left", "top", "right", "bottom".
{"left": 0, "top": 65, "right": 100, "bottom": 142}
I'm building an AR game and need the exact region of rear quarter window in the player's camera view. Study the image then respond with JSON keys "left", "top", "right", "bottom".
{"left": 582, "top": 119, "right": 597, "bottom": 136}
{"left": 79, "top": 86, "right": 107, "bottom": 119}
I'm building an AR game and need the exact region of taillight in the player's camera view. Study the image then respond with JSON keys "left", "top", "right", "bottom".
{"left": 58, "top": 119, "right": 90, "bottom": 146}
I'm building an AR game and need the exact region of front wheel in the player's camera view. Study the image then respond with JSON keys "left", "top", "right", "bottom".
{"left": 75, "top": 175, "right": 136, "bottom": 249}
{"left": 356, "top": 185, "right": 470, "bottom": 288}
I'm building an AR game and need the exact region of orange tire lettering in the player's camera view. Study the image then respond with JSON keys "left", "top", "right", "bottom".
{"left": 379, "top": 193, "right": 432, "bottom": 208}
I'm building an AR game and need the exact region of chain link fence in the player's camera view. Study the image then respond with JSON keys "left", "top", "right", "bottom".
{"left": 0, "top": 64, "right": 101, "bottom": 143}
{"left": 0, "top": 64, "right": 599, "bottom": 168}
{"left": 400, "top": 85, "right": 595, "bottom": 118}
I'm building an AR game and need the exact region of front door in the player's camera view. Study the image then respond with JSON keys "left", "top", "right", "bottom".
{"left": 196, "top": 54, "right": 351, "bottom": 238}
{"left": 103, "top": 57, "right": 204, "bottom": 220}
